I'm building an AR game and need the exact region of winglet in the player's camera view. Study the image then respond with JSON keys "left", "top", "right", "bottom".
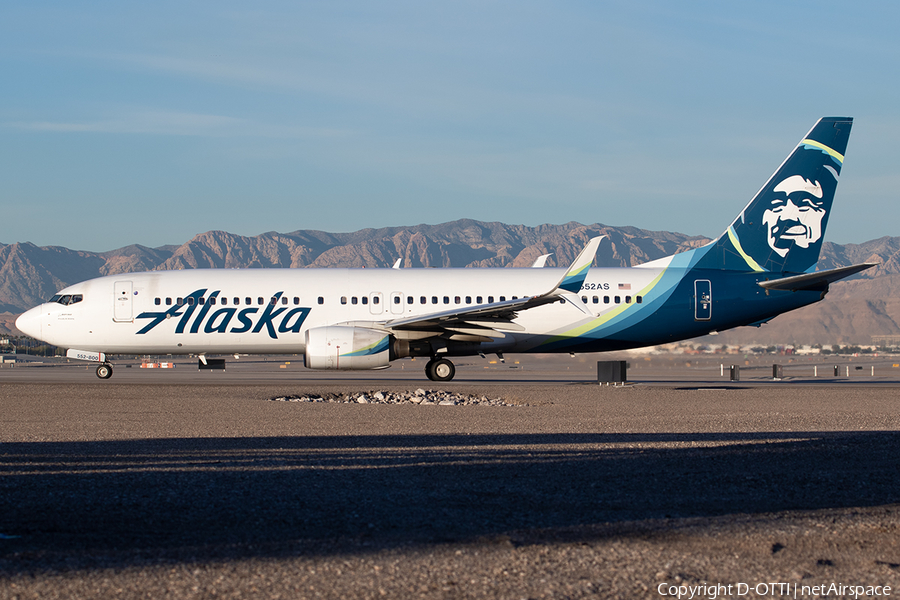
{"left": 531, "top": 253, "right": 552, "bottom": 268}
{"left": 556, "top": 236, "right": 603, "bottom": 293}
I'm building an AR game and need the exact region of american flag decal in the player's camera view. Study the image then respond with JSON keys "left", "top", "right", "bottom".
{"left": 618, "top": 283, "right": 631, "bottom": 290}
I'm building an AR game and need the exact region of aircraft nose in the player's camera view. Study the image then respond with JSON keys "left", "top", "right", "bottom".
{"left": 15, "top": 306, "right": 42, "bottom": 339}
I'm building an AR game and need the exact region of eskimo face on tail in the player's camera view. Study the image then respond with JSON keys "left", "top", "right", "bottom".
{"left": 763, "top": 175, "right": 827, "bottom": 257}
{"left": 725, "top": 136, "right": 845, "bottom": 274}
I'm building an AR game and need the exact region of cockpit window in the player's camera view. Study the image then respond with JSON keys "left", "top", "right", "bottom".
{"left": 50, "top": 294, "right": 84, "bottom": 306}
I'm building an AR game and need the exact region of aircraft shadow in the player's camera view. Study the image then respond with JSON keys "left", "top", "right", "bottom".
{"left": 1, "top": 431, "right": 898, "bottom": 573}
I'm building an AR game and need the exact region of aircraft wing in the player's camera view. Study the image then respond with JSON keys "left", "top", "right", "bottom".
{"left": 374, "top": 236, "right": 603, "bottom": 340}
{"left": 758, "top": 262, "right": 877, "bottom": 292}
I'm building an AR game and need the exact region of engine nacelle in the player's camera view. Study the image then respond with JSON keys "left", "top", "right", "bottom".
{"left": 304, "top": 326, "right": 391, "bottom": 370}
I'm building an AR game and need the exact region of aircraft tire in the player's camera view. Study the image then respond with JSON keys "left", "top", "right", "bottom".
{"left": 426, "top": 358, "right": 455, "bottom": 382}
{"left": 96, "top": 363, "right": 113, "bottom": 379}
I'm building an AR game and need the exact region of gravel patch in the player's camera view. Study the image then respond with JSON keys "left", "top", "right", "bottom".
{"left": 268, "top": 388, "right": 516, "bottom": 406}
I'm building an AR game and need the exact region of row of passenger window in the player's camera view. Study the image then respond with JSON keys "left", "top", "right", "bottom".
{"left": 341, "top": 295, "right": 517, "bottom": 306}
{"left": 582, "top": 295, "right": 643, "bottom": 305}
{"left": 153, "top": 294, "right": 520, "bottom": 307}
{"left": 152, "top": 293, "right": 644, "bottom": 308}
{"left": 154, "top": 296, "right": 302, "bottom": 306}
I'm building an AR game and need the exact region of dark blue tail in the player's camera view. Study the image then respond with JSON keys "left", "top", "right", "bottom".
{"left": 697, "top": 117, "right": 852, "bottom": 274}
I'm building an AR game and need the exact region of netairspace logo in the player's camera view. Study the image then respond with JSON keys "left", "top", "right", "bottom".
{"left": 656, "top": 581, "right": 892, "bottom": 599}
{"left": 135, "top": 290, "right": 310, "bottom": 339}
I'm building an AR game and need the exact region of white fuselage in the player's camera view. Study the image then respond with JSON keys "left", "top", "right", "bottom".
{"left": 16, "top": 266, "right": 662, "bottom": 356}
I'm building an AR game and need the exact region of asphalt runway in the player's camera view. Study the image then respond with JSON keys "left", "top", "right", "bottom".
{"left": 1, "top": 355, "right": 900, "bottom": 599}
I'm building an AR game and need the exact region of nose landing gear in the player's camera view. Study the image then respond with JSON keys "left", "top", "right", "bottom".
{"left": 96, "top": 363, "right": 113, "bottom": 379}
{"left": 424, "top": 358, "right": 455, "bottom": 382}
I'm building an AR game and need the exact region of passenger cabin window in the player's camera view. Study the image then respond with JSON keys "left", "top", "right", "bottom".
{"left": 244, "top": 297, "right": 251, "bottom": 305}
{"left": 614, "top": 296, "right": 621, "bottom": 304}
{"left": 477, "top": 296, "right": 483, "bottom": 303}
{"left": 155, "top": 298, "right": 161, "bottom": 305}
{"left": 318, "top": 296, "right": 324, "bottom": 305}
{"left": 351, "top": 297, "right": 358, "bottom": 305}
{"left": 341, "top": 296, "right": 348, "bottom": 305}
{"left": 257, "top": 297, "right": 264, "bottom": 305}
{"left": 636, "top": 296, "right": 643, "bottom": 304}
{"left": 281, "top": 297, "right": 288, "bottom": 305}
{"left": 221, "top": 297, "right": 227, "bottom": 305}
{"left": 394, "top": 296, "right": 401, "bottom": 304}
{"left": 362, "top": 297, "right": 368, "bottom": 305}
{"left": 373, "top": 296, "right": 380, "bottom": 305}
{"left": 407, "top": 296, "right": 414, "bottom": 304}
{"left": 293, "top": 297, "right": 300, "bottom": 305}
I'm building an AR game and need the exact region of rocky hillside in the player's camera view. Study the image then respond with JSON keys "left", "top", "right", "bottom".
{"left": 2, "top": 221, "right": 898, "bottom": 345}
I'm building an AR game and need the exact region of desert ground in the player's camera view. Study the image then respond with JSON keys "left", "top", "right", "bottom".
{"left": 1, "top": 353, "right": 899, "bottom": 599}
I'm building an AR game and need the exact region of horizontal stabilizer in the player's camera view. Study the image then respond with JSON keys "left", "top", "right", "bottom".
{"left": 758, "top": 263, "right": 877, "bottom": 292}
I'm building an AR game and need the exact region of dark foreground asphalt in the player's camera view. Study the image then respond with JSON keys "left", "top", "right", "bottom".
{"left": 1, "top": 377, "right": 899, "bottom": 599}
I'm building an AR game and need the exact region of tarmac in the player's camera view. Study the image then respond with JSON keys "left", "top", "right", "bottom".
{"left": 1, "top": 352, "right": 899, "bottom": 599}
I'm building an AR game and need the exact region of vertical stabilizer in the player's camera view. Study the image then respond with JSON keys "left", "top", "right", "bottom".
{"left": 697, "top": 117, "right": 852, "bottom": 273}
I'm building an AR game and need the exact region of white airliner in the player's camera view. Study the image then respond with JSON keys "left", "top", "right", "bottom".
{"left": 15, "top": 118, "right": 874, "bottom": 381}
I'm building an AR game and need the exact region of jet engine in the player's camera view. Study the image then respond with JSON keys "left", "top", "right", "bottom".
{"left": 304, "top": 326, "right": 391, "bottom": 370}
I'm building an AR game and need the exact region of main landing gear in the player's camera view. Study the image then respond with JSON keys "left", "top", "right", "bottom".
{"left": 424, "top": 358, "right": 455, "bottom": 382}
{"left": 96, "top": 363, "right": 113, "bottom": 379}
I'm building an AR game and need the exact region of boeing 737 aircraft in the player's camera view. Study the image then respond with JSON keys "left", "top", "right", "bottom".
{"left": 16, "top": 117, "right": 875, "bottom": 381}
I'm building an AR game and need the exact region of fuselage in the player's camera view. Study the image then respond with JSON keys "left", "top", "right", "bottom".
{"left": 15, "top": 264, "right": 820, "bottom": 357}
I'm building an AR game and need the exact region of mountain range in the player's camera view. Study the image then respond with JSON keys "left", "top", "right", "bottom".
{"left": 2, "top": 220, "right": 898, "bottom": 346}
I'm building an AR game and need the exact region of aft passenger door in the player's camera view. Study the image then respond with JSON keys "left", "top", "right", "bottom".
{"left": 694, "top": 279, "right": 712, "bottom": 321}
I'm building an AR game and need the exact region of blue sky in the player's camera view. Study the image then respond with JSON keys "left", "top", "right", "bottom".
{"left": 2, "top": 1, "right": 898, "bottom": 251}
